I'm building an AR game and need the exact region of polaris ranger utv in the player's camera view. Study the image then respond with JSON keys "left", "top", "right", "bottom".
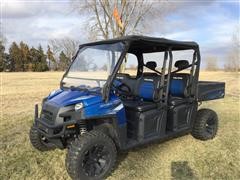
{"left": 30, "top": 36, "right": 225, "bottom": 180}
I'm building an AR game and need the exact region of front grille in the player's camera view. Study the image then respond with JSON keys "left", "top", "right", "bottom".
{"left": 41, "top": 110, "right": 54, "bottom": 124}
{"left": 37, "top": 122, "right": 49, "bottom": 133}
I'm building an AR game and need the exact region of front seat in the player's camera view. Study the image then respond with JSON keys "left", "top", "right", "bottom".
{"left": 123, "top": 61, "right": 160, "bottom": 112}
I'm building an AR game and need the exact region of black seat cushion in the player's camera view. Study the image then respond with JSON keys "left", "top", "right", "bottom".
{"left": 123, "top": 100, "right": 157, "bottom": 112}
{"left": 168, "top": 96, "right": 190, "bottom": 106}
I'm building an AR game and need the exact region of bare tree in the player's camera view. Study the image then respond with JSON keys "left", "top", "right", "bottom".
{"left": 49, "top": 37, "right": 79, "bottom": 59}
{"left": 205, "top": 56, "right": 219, "bottom": 71}
{"left": 224, "top": 28, "right": 240, "bottom": 72}
{"left": 0, "top": 31, "right": 7, "bottom": 45}
{"left": 49, "top": 37, "right": 80, "bottom": 69}
{"left": 72, "top": 0, "right": 170, "bottom": 40}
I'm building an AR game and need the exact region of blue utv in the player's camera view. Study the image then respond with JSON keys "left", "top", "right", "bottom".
{"left": 30, "top": 36, "right": 225, "bottom": 180}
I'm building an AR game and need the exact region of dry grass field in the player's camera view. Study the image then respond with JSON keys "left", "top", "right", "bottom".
{"left": 1, "top": 71, "right": 239, "bottom": 180}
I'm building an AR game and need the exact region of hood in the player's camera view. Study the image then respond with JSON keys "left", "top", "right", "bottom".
{"left": 47, "top": 88, "right": 103, "bottom": 107}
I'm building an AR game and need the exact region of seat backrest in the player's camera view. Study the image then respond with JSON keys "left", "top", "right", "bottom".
{"left": 115, "top": 73, "right": 130, "bottom": 82}
{"left": 169, "top": 73, "right": 190, "bottom": 97}
{"left": 133, "top": 61, "right": 160, "bottom": 101}
{"left": 115, "top": 73, "right": 137, "bottom": 93}
{"left": 136, "top": 74, "right": 160, "bottom": 101}
{"left": 114, "top": 73, "right": 129, "bottom": 86}
{"left": 115, "top": 72, "right": 161, "bottom": 101}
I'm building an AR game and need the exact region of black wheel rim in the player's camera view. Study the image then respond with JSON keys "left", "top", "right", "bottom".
{"left": 40, "top": 135, "right": 50, "bottom": 144}
{"left": 82, "top": 144, "right": 110, "bottom": 177}
{"left": 206, "top": 117, "right": 216, "bottom": 135}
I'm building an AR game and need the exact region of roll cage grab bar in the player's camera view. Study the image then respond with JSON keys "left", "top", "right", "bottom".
{"left": 103, "top": 47, "right": 200, "bottom": 103}
{"left": 158, "top": 49, "right": 200, "bottom": 103}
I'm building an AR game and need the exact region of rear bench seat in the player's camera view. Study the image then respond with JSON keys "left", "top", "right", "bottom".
{"left": 169, "top": 73, "right": 190, "bottom": 106}
{"left": 168, "top": 60, "right": 191, "bottom": 106}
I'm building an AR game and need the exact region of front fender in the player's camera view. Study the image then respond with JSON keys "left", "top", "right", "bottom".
{"left": 83, "top": 100, "right": 127, "bottom": 125}
{"left": 92, "top": 121, "right": 127, "bottom": 150}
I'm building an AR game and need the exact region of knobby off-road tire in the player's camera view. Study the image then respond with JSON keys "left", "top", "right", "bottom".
{"left": 29, "top": 125, "right": 55, "bottom": 151}
{"left": 192, "top": 108, "right": 218, "bottom": 140}
{"left": 66, "top": 130, "right": 117, "bottom": 180}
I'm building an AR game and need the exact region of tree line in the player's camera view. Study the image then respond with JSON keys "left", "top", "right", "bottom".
{"left": 0, "top": 40, "right": 71, "bottom": 72}
{"left": 1, "top": 39, "right": 239, "bottom": 72}
{"left": 0, "top": 0, "right": 238, "bottom": 72}
{"left": 205, "top": 30, "right": 239, "bottom": 72}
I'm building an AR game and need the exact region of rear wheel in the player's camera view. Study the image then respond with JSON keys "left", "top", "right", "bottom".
{"left": 192, "top": 109, "right": 218, "bottom": 140}
{"left": 29, "top": 125, "right": 55, "bottom": 151}
{"left": 66, "top": 130, "right": 117, "bottom": 180}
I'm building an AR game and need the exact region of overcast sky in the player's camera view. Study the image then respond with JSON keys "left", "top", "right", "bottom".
{"left": 1, "top": 0, "right": 239, "bottom": 67}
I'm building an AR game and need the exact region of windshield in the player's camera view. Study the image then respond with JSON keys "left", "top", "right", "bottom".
{"left": 62, "top": 42, "right": 124, "bottom": 89}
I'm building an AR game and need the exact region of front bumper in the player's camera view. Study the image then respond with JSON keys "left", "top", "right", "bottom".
{"left": 35, "top": 118, "right": 77, "bottom": 138}
{"left": 34, "top": 104, "right": 78, "bottom": 149}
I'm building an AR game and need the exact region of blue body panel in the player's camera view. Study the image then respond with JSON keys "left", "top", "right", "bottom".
{"left": 204, "top": 90, "right": 225, "bottom": 100}
{"left": 46, "top": 89, "right": 127, "bottom": 125}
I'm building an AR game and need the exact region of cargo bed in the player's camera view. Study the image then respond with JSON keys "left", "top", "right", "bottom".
{"left": 197, "top": 81, "right": 225, "bottom": 101}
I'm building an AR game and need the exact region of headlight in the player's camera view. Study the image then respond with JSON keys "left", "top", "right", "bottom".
{"left": 49, "top": 90, "right": 56, "bottom": 97}
{"left": 75, "top": 103, "right": 84, "bottom": 111}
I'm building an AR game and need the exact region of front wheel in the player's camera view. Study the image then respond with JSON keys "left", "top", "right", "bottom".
{"left": 29, "top": 125, "right": 55, "bottom": 151}
{"left": 66, "top": 130, "right": 117, "bottom": 180}
{"left": 191, "top": 108, "right": 218, "bottom": 140}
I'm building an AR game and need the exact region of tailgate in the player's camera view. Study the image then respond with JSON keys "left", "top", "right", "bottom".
{"left": 197, "top": 81, "right": 225, "bottom": 101}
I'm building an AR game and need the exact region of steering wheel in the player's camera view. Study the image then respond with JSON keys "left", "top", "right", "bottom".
{"left": 112, "top": 80, "right": 132, "bottom": 97}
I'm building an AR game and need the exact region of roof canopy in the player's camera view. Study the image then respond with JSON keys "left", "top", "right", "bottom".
{"left": 82, "top": 35, "right": 199, "bottom": 53}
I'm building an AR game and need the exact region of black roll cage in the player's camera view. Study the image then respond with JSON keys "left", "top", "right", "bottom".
{"left": 103, "top": 41, "right": 200, "bottom": 103}
{"left": 60, "top": 36, "right": 201, "bottom": 104}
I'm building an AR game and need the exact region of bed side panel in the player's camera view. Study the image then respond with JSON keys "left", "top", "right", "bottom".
{"left": 197, "top": 81, "right": 225, "bottom": 101}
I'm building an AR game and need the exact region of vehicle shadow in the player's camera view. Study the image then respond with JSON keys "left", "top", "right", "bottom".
{"left": 171, "top": 161, "right": 198, "bottom": 180}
